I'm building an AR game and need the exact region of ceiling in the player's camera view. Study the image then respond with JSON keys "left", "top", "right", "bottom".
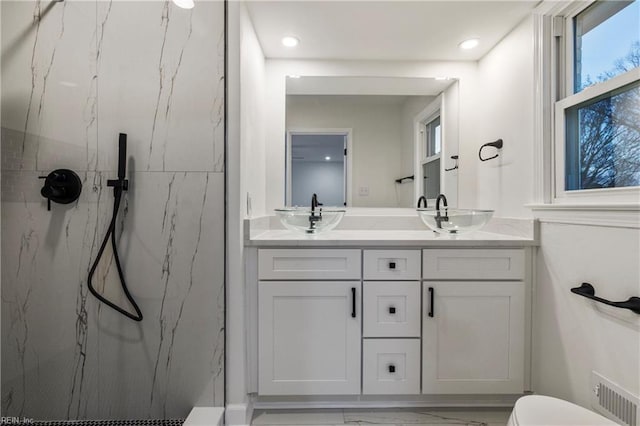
{"left": 245, "top": 1, "right": 542, "bottom": 61}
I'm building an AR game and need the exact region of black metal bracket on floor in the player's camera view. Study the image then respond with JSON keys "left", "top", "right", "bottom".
{"left": 570, "top": 283, "right": 640, "bottom": 314}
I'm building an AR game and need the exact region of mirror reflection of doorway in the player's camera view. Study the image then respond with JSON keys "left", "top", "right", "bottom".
{"left": 287, "top": 131, "right": 348, "bottom": 207}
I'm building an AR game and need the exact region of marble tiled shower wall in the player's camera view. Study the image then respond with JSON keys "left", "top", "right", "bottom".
{"left": 1, "top": 0, "right": 225, "bottom": 420}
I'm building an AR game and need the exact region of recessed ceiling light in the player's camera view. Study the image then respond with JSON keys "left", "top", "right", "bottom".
{"left": 172, "top": 0, "right": 194, "bottom": 9}
{"left": 435, "top": 76, "right": 450, "bottom": 81}
{"left": 287, "top": 75, "right": 301, "bottom": 79}
{"left": 459, "top": 38, "right": 479, "bottom": 50}
{"left": 325, "top": 156, "right": 331, "bottom": 161}
{"left": 282, "top": 36, "right": 300, "bottom": 47}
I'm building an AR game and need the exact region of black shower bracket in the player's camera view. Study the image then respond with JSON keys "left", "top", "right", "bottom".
{"left": 479, "top": 139, "right": 503, "bottom": 162}
{"left": 107, "top": 133, "right": 129, "bottom": 193}
{"left": 570, "top": 282, "right": 640, "bottom": 315}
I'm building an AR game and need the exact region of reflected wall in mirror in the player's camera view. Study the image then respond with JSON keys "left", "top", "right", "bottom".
{"left": 285, "top": 76, "right": 459, "bottom": 208}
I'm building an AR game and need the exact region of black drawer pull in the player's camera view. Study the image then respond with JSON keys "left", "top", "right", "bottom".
{"left": 388, "top": 364, "right": 396, "bottom": 373}
{"left": 388, "top": 306, "right": 396, "bottom": 314}
{"left": 388, "top": 261, "right": 396, "bottom": 269}
{"left": 351, "top": 287, "right": 357, "bottom": 318}
{"left": 428, "top": 286, "right": 434, "bottom": 317}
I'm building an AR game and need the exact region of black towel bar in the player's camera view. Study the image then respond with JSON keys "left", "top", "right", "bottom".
{"left": 570, "top": 283, "right": 640, "bottom": 314}
{"left": 395, "top": 175, "right": 414, "bottom": 184}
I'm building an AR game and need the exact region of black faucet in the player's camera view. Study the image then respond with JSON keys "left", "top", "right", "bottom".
{"left": 311, "top": 193, "right": 322, "bottom": 213}
{"left": 435, "top": 194, "right": 449, "bottom": 229}
{"left": 417, "top": 196, "right": 428, "bottom": 209}
{"left": 309, "top": 193, "right": 323, "bottom": 230}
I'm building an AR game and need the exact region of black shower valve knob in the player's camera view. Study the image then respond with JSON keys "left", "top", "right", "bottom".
{"left": 39, "top": 169, "right": 82, "bottom": 211}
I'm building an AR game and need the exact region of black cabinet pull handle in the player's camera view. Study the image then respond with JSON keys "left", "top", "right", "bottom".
{"left": 388, "top": 364, "right": 396, "bottom": 373}
{"left": 351, "top": 287, "right": 357, "bottom": 318}
{"left": 389, "top": 261, "right": 396, "bottom": 269}
{"left": 571, "top": 283, "right": 640, "bottom": 314}
{"left": 389, "top": 306, "right": 396, "bottom": 314}
{"left": 428, "top": 286, "right": 434, "bottom": 317}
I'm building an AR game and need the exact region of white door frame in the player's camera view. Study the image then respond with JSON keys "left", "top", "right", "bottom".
{"left": 286, "top": 128, "right": 353, "bottom": 207}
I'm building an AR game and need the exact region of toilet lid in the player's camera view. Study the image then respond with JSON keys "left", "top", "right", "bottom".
{"left": 513, "top": 395, "right": 619, "bottom": 425}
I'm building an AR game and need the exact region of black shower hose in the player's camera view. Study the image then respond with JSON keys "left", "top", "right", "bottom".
{"left": 87, "top": 185, "right": 143, "bottom": 321}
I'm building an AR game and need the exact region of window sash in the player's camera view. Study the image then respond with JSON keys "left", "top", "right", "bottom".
{"left": 424, "top": 116, "right": 441, "bottom": 158}
{"left": 572, "top": 1, "right": 635, "bottom": 93}
{"left": 554, "top": 68, "right": 640, "bottom": 203}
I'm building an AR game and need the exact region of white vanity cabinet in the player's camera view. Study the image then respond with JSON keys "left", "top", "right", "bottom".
{"left": 422, "top": 249, "right": 526, "bottom": 394}
{"left": 258, "top": 249, "right": 362, "bottom": 395}
{"left": 255, "top": 246, "right": 530, "bottom": 399}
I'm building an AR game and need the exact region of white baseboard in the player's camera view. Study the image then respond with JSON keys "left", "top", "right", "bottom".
{"left": 225, "top": 402, "right": 254, "bottom": 426}
{"left": 252, "top": 394, "right": 522, "bottom": 410}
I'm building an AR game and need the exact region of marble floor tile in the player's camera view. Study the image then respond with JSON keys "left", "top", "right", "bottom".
{"left": 343, "top": 409, "right": 487, "bottom": 425}
{"left": 251, "top": 409, "right": 510, "bottom": 426}
{"left": 421, "top": 409, "right": 511, "bottom": 424}
{"left": 252, "top": 409, "right": 345, "bottom": 425}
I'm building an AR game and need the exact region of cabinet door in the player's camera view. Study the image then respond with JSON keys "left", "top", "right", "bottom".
{"left": 259, "top": 281, "right": 361, "bottom": 395}
{"left": 422, "top": 282, "right": 525, "bottom": 394}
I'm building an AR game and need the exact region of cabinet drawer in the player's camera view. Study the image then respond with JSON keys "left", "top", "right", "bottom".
{"left": 422, "top": 249, "right": 524, "bottom": 280}
{"left": 363, "top": 281, "right": 421, "bottom": 338}
{"left": 363, "top": 339, "right": 420, "bottom": 395}
{"left": 259, "top": 249, "right": 361, "bottom": 280}
{"left": 364, "top": 250, "right": 420, "bottom": 280}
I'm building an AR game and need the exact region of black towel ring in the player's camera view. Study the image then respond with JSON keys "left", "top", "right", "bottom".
{"left": 479, "top": 139, "right": 503, "bottom": 162}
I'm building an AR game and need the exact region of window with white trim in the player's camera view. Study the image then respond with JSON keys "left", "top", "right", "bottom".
{"left": 422, "top": 115, "right": 441, "bottom": 199}
{"left": 554, "top": 0, "right": 639, "bottom": 202}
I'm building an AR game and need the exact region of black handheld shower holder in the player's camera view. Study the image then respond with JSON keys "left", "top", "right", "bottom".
{"left": 87, "top": 133, "right": 143, "bottom": 322}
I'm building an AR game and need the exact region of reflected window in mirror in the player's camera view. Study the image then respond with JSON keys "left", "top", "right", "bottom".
{"left": 426, "top": 116, "right": 441, "bottom": 157}
{"left": 421, "top": 113, "right": 442, "bottom": 199}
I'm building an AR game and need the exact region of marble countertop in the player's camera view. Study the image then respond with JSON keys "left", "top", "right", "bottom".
{"left": 245, "top": 213, "right": 539, "bottom": 247}
{"left": 247, "top": 229, "right": 537, "bottom": 247}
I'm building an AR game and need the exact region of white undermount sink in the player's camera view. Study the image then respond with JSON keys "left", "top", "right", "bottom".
{"left": 275, "top": 207, "right": 346, "bottom": 234}
{"left": 417, "top": 208, "right": 494, "bottom": 235}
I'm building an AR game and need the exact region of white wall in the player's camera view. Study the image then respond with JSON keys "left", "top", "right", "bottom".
{"left": 286, "top": 95, "right": 405, "bottom": 207}
{"left": 478, "top": 12, "right": 640, "bottom": 411}
{"left": 534, "top": 223, "right": 640, "bottom": 406}
{"left": 472, "top": 16, "right": 535, "bottom": 218}
{"left": 265, "top": 59, "right": 478, "bottom": 212}
{"left": 240, "top": 4, "right": 267, "bottom": 218}
{"left": 399, "top": 96, "right": 434, "bottom": 207}
{"left": 226, "top": 2, "right": 267, "bottom": 424}
{"left": 441, "top": 81, "right": 460, "bottom": 208}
